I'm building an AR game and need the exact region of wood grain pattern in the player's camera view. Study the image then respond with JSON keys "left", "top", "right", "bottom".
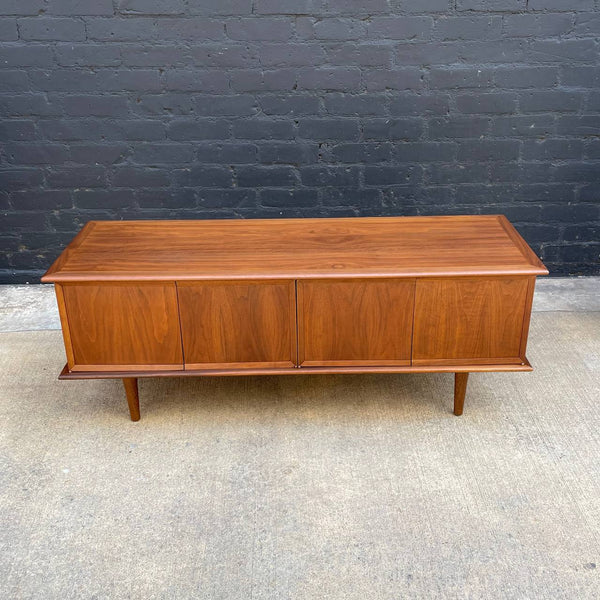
{"left": 62, "top": 282, "right": 183, "bottom": 371}
{"left": 42, "top": 216, "right": 548, "bottom": 283}
{"left": 298, "top": 279, "right": 415, "bottom": 366}
{"left": 413, "top": 277, "right": 530, "bottom": 364}
{"left": 177, "top": 280, "right": 296, "bottom": 368}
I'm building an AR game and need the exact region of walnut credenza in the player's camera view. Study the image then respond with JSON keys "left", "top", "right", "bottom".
{"left": 42, "top": 215, "right": 548, "bottom": 421}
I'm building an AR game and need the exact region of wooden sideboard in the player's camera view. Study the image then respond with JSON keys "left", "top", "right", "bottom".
{"left": 42, "top": 215, "right": 548, "bottom": 421}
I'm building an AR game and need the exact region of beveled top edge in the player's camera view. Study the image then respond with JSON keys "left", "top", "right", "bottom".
{"left": 58, "top": 214, "right": 501, "bottom": 228}
{"left": 41, "top": 215, "right": 549, "bottom": 283}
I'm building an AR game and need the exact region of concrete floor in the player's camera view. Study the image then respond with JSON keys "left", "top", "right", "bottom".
{"left": 1, "top": 279, "right": 599, "bottom": 599}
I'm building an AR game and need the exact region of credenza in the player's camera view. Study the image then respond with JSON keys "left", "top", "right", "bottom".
{"left": 42, "top": 215, "right": 548, "bottom": 421}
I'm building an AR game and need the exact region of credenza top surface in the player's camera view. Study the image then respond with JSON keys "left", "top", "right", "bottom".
{"left": 42, "top": 215, "right": 548, "bottom": 282}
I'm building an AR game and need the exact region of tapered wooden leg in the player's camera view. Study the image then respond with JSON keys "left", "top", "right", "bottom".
{"left": 454, "top": 373, "right": 469, "bottom": 416}
{"left": 123, "top": 378, "right": 140, "bottom": 421}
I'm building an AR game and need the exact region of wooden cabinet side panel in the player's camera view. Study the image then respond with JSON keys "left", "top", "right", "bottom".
{"left": 54, "top": 284, "right": 75, "bottom": 370}
{"left": 62, "top": 282, "right": 183, "bottom": 370}
{"left": 413, "top": 276, "right": 530, "bottom": 364}
{"left": 177, "top": 280, "right": 296, "bottom": 369}
{"left": 518, "top": 276, "right": 536, "bottom": 360}
{"left": 298, "top": 278, "right": 415, "bottom": 366}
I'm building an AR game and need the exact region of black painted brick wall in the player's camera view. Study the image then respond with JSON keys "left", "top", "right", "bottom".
{"left": 1, "top": 0, "right": 599, "bottom": 282}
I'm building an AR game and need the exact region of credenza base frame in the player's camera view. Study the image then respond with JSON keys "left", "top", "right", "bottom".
{"left": 58, "top": 361, "right": 532, "bottom": 421}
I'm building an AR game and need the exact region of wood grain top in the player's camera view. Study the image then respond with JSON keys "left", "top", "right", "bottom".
{"left": 42, "top": 215, "right": 548, "bottom": 282}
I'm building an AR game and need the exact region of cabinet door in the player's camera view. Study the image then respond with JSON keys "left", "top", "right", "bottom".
{"left": 413, "top": 277, "right": 532, "bottom": 365}
{"left": 62, "top": 282, "right": 183, "bottom": 371}
{"left": 177, "top": 280, "right": 296, "bottom": 369}
{"left": 298, "top": 279, "right": 415, "bottom": 367}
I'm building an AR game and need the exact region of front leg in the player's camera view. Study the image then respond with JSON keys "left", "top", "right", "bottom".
{"left": 123, "top": 378, "right": 140, "bottom": 421}
{"left": 453, "top": 373, "right": 469, "bottom": 416}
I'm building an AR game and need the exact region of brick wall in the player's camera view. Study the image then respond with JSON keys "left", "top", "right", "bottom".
{"left": 1, "top": 0, "right": 599, "bottom": 282}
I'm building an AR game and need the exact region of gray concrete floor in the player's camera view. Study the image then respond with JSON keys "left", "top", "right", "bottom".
{"left": 1, "top": 278, "right": 599, "bottom": 599}
{"left": 1, "top": 277, "right": 600, "bottom": 333}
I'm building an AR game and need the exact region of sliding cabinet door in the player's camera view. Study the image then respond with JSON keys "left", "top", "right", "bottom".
{"left": 178, "top": 280, "right": 296, "bottom": 369}
{"left": 61, "top": 282, "right": 183, "bottom": 372}
{"left": 413, "top": 276, "right": 533, "bottom": 365}
{"left": 298, "top": 279, "right": 415, "bottom": 367}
